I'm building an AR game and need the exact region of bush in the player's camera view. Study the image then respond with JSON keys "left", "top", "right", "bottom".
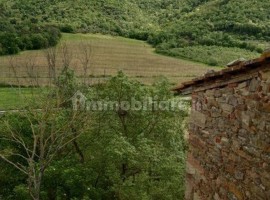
{"left": 208, "top": 58, "right": 219, "bottom": 66}
{"left": 45, "top": 26, "right": 61, "bottom": 46}
{"left": 129, "top": 30, "right": 149, "bottom": 41}
{"left": 60, "top": 24, "right": 75, "bottom": 33}
{"left": 0, "top": 32, "right": 20, "bottom": 55}
{"left": 13, "top": 185, "right": 31, "bottom": 200}
{"left": 0, "top": 21, "right": 61, "bottom": 55}
{"left": 31, "top": 34, "right": 48, "bottom": 49}
{"left": 19, "top": 35, "right": 33, "bottom": 50}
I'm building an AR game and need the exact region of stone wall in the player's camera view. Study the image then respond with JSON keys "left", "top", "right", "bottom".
{"left": 186, "top": 70, "right": 270, "bottom": 200}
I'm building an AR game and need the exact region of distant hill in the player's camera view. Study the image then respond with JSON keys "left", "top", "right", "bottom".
{"left": 0, "top": 0, "right": 269, "bottom": 65}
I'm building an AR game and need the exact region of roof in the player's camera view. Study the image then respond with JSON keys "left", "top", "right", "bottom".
{"left": 173, "top": 51, "right": 270, "bottom": 94}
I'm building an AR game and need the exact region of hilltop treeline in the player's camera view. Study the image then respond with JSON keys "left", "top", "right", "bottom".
{"left": 0, "top": 0, "right": 269, "bottom": 65}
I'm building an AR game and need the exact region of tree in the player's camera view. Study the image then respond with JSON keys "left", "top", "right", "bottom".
{"left": 31, "top": 34, "right": 48, "bottom": 50}
{"left": 60, "top": 42, "right": 73, "bottom": 71}
{"left": 78, "top": 41, "right": 93, "bottom": 85}
{"left": 0, "top": 80, "right": 90, "bottom": 200}
{"left": 84, "top": 72, "right": 188, "bottom": 199}
{"left": 0, "top": 72, "right": 188, "bottom": 200}
{"left": 8, "top": 55, "right": 20, "bottom": 86}
{"left": 23, "top": 54, "right": 39, "bottom": 86}
{"left": 0, "top": 32, "right": 20, "bottom": 55}
{"left": 44, "top": 47, "right": 57, "bottom": 84}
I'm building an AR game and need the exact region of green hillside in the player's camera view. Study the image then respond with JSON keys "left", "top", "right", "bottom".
{"left": 154, "top": 0, "right": 270, "bottom": 65}
{"left": 0, "top": 0, "right": 269, "bottom": 65}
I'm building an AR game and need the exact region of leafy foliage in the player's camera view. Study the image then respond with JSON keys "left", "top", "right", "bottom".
{"left": 0, "top": 72, "right": 188, "bottom": 199}
{"left": 158, "top": 45, "right": 260, "bottom": 66}
{"left": 0, "top": 7, "right": 61, "bottom": 55}
{"left": 0, "top": 0, "right": 269, "bottom": 64}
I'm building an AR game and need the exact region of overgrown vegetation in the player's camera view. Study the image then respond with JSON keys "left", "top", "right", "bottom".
{"left": 0, "top": 0, "right": 269, "bottom": 65}
{"left": 158, "top": 46, "right": 261, "bottom": 66}
{"left": 0, "top": 71, "right": 188, "bottom": 200}
{"left": 0, "top": 2, "right": 61, "bottom": 55}
{"left": 0, "top": 20, "right": 61, "bottom": 55}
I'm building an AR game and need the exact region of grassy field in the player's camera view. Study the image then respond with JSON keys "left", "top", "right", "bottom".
{"left": 0, "top": 87, "right": 41, "bottom": 110}
{"left": 163, "top": 46, "right": 260, "bottom": 66}
{"left": 0, "top": 33, "right": 217, "bottom": 86}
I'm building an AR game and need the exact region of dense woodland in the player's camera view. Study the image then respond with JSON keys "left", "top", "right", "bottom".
{"left": 0, "top": 0, "right": 269, "bottom": 65}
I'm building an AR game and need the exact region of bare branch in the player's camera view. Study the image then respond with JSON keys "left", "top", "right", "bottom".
{"left": 60, "top": 42, "right": 72, "bottom": 71}
{"left": 4, "top": 120, "right": 32, "bottom": 158}
{"left": 44, "top": 47, "right": 57, "bottom": 84}
{"left": 8, "top": 55, "right": 20, "bottom": 86}
{"left": 78, "top": 41, "right": 93, "bottom": 85}
{"left": 0, "top": 155, "right": 28, "bottom": 175}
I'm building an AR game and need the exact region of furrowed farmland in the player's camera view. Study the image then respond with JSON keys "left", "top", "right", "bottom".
{"left": 0, "top": 33, "right": 216, "bottom": 86}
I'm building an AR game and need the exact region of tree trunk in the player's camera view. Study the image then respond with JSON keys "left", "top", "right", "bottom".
{"left": 29, "top": 170, "right": 43, "bottom": 200}
{"left": 71, "top": 127, "right": 85, "bottom": 163}
{"left": 47, "top": 187, "right": 57, "bottom": 200}
{"left": 73, "top": 139, "right": 85, "bottom": 163}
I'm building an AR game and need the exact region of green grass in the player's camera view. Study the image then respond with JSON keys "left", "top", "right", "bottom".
{"left": 160, "top": 45, "right": 260, "bottom": 67}
{"left": 61, "top": 33, "right": 145, "bottom": 45}
{"left": 0, "top": 33, "right": 219, "bottom": 110}
{"left": 0, "top": 88, "right": 40, "bottom": 110}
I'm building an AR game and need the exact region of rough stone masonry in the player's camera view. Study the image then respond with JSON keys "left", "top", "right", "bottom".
{"left": 173, "top": 52, "right": 270, "bottom": 200}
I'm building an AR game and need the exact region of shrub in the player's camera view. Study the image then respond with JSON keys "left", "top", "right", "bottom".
{"left": 129, "top": 30, "right": 149, "bottom": 41}
{"left": 19, "top": 35, "right": 33, "bottom": 50}
{"left": 60, "top": 24, "right": 75, "bottom": 33}
{"left": 208, "top": 58, "right": 219, "bottom": 66}
{"left": 30, "top": 34, "right": 48, "bottom": 49}
{"left": 45, "top": 26, "right": 61, "bottom": 46}
{"left": 0, "top": 32, "right": 20, "bottom": 55}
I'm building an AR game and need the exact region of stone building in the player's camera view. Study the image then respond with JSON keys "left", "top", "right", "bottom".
{"left": 173, "top": 52, "right": 270, "bottom": 200}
